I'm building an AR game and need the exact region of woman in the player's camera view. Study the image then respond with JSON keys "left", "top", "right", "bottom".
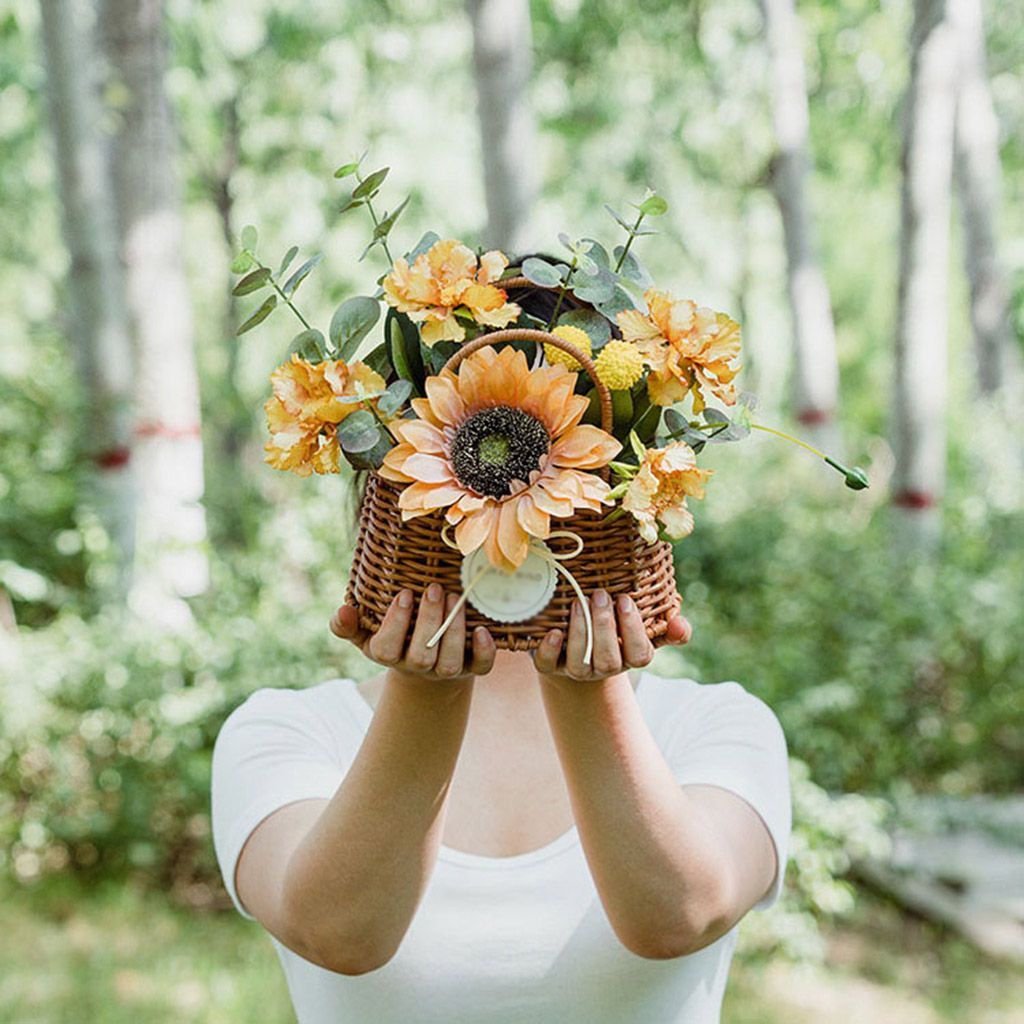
{"left": 211, "top": 585, "right": 791, "bottom": 1023}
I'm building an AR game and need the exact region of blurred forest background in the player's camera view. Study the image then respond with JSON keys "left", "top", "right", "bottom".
{"left": 2, "top": 0, "right": 1023, "bottom": 1020}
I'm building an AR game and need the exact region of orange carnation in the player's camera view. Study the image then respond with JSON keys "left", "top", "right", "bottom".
{"left": 622, "top": 441, "right": 713, "bottom": 543}
{"left": 379, "top": 345, "right": 621, "bottom": 572}
{"left": 382, "top": 238, "right": 521, "bottom": 346}
{"left": 264, "top": 354, "right": 386, "bottom": 476}
{"left": 617, "top": 289, "right": 742, "bottom": 413}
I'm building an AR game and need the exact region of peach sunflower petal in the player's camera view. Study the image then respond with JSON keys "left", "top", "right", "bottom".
{"left": 551, "top": 424, "right": 623, "bottom": 468}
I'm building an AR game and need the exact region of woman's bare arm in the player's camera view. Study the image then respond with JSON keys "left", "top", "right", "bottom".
{"left": 234, "top": 585, "right": 494, "bottom": 975}
{"left": 534, "top": 592, "right": 777, "bottom": 960}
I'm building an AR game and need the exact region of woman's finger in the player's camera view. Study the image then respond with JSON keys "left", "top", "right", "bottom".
{"left": 617, "top": 595, "right": 654, "bottom": 667}
{"left": 590, "top": 590, "right": 622, "bottom": 678}
{"left": 468, "top": 626, "right": 497, "bottom": 676}
{"left": 564, "top": 598, "right": 589, "bottom": 678}
{"left": 367, "top": 589, "right": 414, "bottom": 665}
{"left": 404, "top": 582, "right": 446, "bottom": 672}
{"left": 329, "top": 604, "right": 367, "bottom": 646}
{"left": 665, "top": 613, "right": 693, "bottom": 646}
{"left": 533, "top": 629, "right": 563, "bottom": 676}
{"left": 434, "top": 593, "right": 467, "bottom": 678}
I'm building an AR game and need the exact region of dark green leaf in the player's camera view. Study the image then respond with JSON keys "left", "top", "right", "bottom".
{"left": 352, "top": 167, "right": 389, "bottom": 199}
{"left": 345, "top": 432, "right": 393, "bottom": 470}
{"left": 330, "top": 296, "right": 381, "bottom": 360}
{"left": 232, "top": 267, "right": 271, "bottom": 296}
{"left": 240, "top": 224, "right": 258, "bottom": 250}
{"left": 282, "top": 253, "right": 324, "bottom": 297}
{"left": 386, "top": 311, "right": 425, "bottom": 393}
{"left": 236, "top": 294, "right": 277, "bottom": 335}
{"left": 339, "top": 191, "right": 367, "bottom": 215}
{"left": 337, "top": 410, "right": 381, "bottom": 453}
{"left": 377, "top": 379, "right": 413, "bottom": 416}
{"left": 522, "top": 257, "right": 564, "bottom": 288}
{"left": 290, "top": 329, "right": 327, "bottom": 361}
{"left": 278, "top": 246, "right": 299, "bottom": 277}
{"left": 363, "top": 341, "right": 391, "bottom": 378}
{"left": 611, "top": 390, "right": 633, "bottom": 432}
{"left": 373, "top": 195, "right": 410, "bottom": 240}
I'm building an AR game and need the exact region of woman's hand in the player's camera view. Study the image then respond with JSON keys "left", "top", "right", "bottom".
{"left": 330, "top": 583, "right": 497, "bottom": 681}
{"left": 533, "top": 590, "right": 692, "bottom": 682}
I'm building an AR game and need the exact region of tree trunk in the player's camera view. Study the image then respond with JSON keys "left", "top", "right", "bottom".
{"left": 38, "top": 0, "right": 136, "bottom": 591}
{"left": 892, "top": 0, "right": 957, "bottom": 544}
{"left": 761, "top": 0, "right": 841, "bottom": 447}
{"left": 467, "top": 0, "right": 539, "bottom": 255}
{"left": 949, "top": 0, "right": 1020, "bottom": 401}
{"left": 99, "top": 0, "right": 208, "bottom": 625}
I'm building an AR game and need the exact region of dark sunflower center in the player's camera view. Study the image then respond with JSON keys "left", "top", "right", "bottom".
{"left": 450, "top": 406, "right": 550, "bottom": 498}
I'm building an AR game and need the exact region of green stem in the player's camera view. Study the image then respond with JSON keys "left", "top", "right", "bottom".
{"left": 614, "top": 211, "right": 646, "bottom": 273}
{"left": 545, "top": 254, "right": 578, "bottom": 331}
{"left": 691, "top": 419, "right": 826, "bottom": 458}
{"left": 259, "top": 261, "right": 312, "bottom": 331}
{"left": 356, "top": 171, "right": 395, "bottom": 266}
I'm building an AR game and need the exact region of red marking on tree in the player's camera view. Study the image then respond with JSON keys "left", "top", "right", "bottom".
{"left": 95, "top": 446, "right": 131, "bottom": 469}
{"left": 135, "top": 422, "right": 202, "bottom": 440}
{"left": 893, "top": 489, "right": 937, "bottom": 509}
{"left": 796, "top": 407, "right": 832, "bottom": 426}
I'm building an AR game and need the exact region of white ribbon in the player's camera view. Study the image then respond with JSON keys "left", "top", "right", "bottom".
{"left": 425, "top": 527, "right": 594, "bottom": 664}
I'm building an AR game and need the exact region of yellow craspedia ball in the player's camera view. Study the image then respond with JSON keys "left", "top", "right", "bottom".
{"left": 545, "top": 325, "right": 593, "bottom": 369}
{"left": 594, "top": 340, "right": 645, "bottom": 390}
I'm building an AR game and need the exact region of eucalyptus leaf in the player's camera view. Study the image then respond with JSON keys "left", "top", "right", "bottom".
{"left": 637, "top": 193, "right": 668, "bottom": 216}
{"left": 277, "top": 246, "right": 299, "bottom": 277}
{"left": 522, "top": 257, "right": 564, "bottom": 288}
{"left": 290, "top": 328, "right": 327, "bottom": 361}
{"left": 358, "top": 238, "right": 382, "bottom": 262}
{"left": 362, "top": 342, "right": 391, "bottom": 379}
{"left": 345, "top": 432, "right": 393, "bottom": 470}
{"left": 330, "top": 296, "right": 381, "bottom": 359}
{"left": 406, "top": 230, "right": 440, "bottom": 262}
{"left": 230, "top": 250, "right": 255, "bottom": 274}
{"left": 613, "top": 248, "right": 654, "bottom": 288}
{"left": 235, "top": 294, "right": 277, "bottom": 335}
{"left": 579, "top": 239, "right": 610, "bottom": 270}
{"left": 377, "top": 379, "right": 413, "bottom": 416}
{"left": 231, "top": 267, "right": 271, "bottom": 296}
{"left": 571, "top": 267, "right": 616, "bottom": 305}
{"left": 336, "top": 410, "right": 381, "bottom": 453}
{"left": 338, "top": 192, "right": 366, "bottom": 215}
{"left": 353, "top": 167, "right": 389, "bottom": 199}
{"left": 282, "top": 253, "right": 324, "bottom": 297}
{"left": 334, "top": 161, "right": 361, "bottom": 178}
{"left": 373, "top": 195, "right": 410, "bottom": 240}
{"left": 240, "top": 224, "right": 258, "bottom": 250}
{"left": 604, "top": 205, "right": 633, "bottom": 231}
{"left": 557, "top": 309, "right": 611, "bottom": 346}
{"left": 633, "top": 226, "right": 659, "bottom": 236}
{"left": 594, "top": 285, "right": 635, "bottom": 319}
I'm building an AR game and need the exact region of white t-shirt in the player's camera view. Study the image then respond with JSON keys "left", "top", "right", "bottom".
{"left": 211, "top": 672, "right": 791, "bottom": 1024}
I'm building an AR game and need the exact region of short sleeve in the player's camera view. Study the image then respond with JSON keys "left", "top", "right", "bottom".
{"left": 210, "top": 683, "right": 362, "bottom": 921}
{"left": 662, "top": 681, "right": 791, "bottom": 910}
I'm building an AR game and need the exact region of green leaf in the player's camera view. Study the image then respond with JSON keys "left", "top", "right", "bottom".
{"left": 330, "top": 296, "right": 381, "bottom": 360}
{"left": 231, "top": 267, "right": 271, "bottom": 296}
{"left": 406, "top": 231, "right": 440, "bottom": 262}
{"left": 630, "top": 393, "right": 661, "bottom": 443}
{"left": 236, "top": 294, "right": 277, "bottom": 335}
{"left": 571, "top": 267, "right": 616, "bottom": 304}
{"left": 282, "top": 253, "right": 324, "bottom": 297}
{"left": 629, "top": 429, "right": 646, "bottom": 461}
{"left": 352, "top": 167, "right": 389, "bottom": 199}
{"left": 358, "top": 238, "right": 382, "bottom": 262}
{"left": 334, "top": 160, "right": 361, "bottom": 178}
{"left": 344, "top": 432, "right": 393, "bottom": 470}
{"left": 637, "top": 193, "right": 668, "bottom": 216}
{"left": 337, "top": 410, "right": 381, "bottom": 453}
{"left": 377, "top": 379, "right": 413, "bottom": 416}
{"left": 605, "top": 205, "right": 633, "bottom": 231}
{"left": 579, "top": 238, "right": 611, "bottom": 270}
{"left": 633, "top": 226, "right": 659, "bottom": 237}
{"left": 363, "top": 341, "right": 391, "bottom": 379}
{"left": 386, "top": 312, "right": 425, "bottom": 393}
{"left": 339, "top": 191, "right": 367, "bottom": 215}
{"left": 557, "top": 309, "right": 611, "bottom": 346}
{"left": 521, "top": 257, "right": 564, "bottom": 288}
{"left": 613, "top": 248, "right": 653, "bottom": 288}
{"left": 373, "top": 195, "right": 410, "bottom": 240}
{"left": 612, "top": 390, "right": 634, "bottom": 432}
{"left": 230, "top": 250, "right": 255, "bottom": 274}
{"left": 240, "top": 225, "right": 258, "bottom": 250}
{"left": 278, "top": 246, "right": 299, "bottom": 277}
{"left": 290, "top": 329, "right": 327, "bottom": 361}
{"left": 595, "top": 285, "right": 635, "bottom": 320}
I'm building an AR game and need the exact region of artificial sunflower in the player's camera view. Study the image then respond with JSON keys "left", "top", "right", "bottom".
{"left": 382, "top": 238, "right": 521, "bottom": 346}
{"left": 622, "top": 441, "right": 713, "bottom": 542}
{"left": 264, "top": 353, "right": 386, "bottom": 476}
{"left": 617, "top": 289, "right": 742, "bottom": 413}
{"left": 379, "top": 345, "right": 622, "bottom": 571}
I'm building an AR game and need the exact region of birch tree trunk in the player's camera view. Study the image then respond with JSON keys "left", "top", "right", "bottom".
{"left": 892, "top": 0, "right": 957, "bottom": 544}
{"left": 39, "top": 0, "right": 136, "bottom": 591}
{"left": 949, "top": 0, "right": 1019, "bottom": 401}
{"left": 99, "top": 0, "right": 208, "bottom": 625}
{"left": 467, "top": 0, "right": 538, "bottom": 255}
{"left": 761, "top": 0, "right": 841, "bottom": 447}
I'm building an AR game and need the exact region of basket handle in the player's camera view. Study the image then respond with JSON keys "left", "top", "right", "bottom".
{"left": 440, "top": 303, "right": 613, "bottom": 435}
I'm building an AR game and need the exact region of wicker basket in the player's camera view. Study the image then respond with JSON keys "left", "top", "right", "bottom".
{"left": 345, "top": 286, "right": 681, "bottom": 651}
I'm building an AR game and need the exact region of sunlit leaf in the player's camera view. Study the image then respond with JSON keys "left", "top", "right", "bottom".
{"left": 240, "top": 224, "right": 258, "bottom": 250}
{"left": 522, "top": 257, "right": 564, "bottom": 287}
{"left": 231, "top": 268, "right": 271, "bottom": 296}
{"left": 353, "top": 167, "right": 389, "bottom": 199}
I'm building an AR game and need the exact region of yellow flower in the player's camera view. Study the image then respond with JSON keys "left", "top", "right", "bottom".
{"left": 264, "top": 354, "right": 386, "bottom": 476}
{"left": 622, "top": 441, "right": 713, "bottom": 543}
{"left": 379, "top": 345, "right": 621, "bottom": 572}
{"left": 544, "top": 324, "right": 593, "bottom": 369}
{"left": 382, "top": 238, "right": 521, "bottom": 346}
{"left": 617, "top": 290, "right": 741, "bottom": 413}
{"left": 594, "top": 339, "right": 645, "bottom": 390}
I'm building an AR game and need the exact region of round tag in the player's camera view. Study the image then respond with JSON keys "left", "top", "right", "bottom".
{"left": 460, "top": 542, "right": 557, "bottom": 623}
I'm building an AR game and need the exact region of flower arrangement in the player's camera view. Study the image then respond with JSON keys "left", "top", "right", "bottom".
{"left": 231, "top": 157, "right": 866, "bottom": 647}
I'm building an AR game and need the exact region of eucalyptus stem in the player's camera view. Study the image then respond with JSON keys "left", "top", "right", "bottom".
{"left": 258, "top": 261, "right": 312, "bottom": 331}
{"left": 545, "top": 254, "right": 578, "bottom": 331}
{"left": 614, "top": 211, "right": 646, "bottom": 273}
{"left": 356, "top": 171, "right": 395, "bottom": 266}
